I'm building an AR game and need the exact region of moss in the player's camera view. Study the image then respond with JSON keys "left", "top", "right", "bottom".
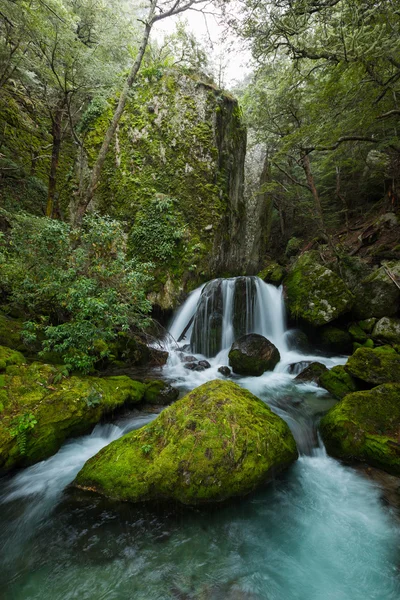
{"left": 285, "top": 237, "right": 303, "bottom": 257}
{"left": 348, "top": 323, "right": 368, "bottom": 343}
{"left": 84, "top": 69, "right": 246, "bottom": 307}
{"left": 320, "top": 384, "right": 400, "bottom": 475}
{"left": 320, "top": 326, "right": 352, "bottom": 353}
{"left": 345, "top": 347, "right": 400, "bottom": 385}
{"left": 358, "top": 318, "right": 377, "bottom": 333}
{"left": 0, "top": 345, "right": 25, "bottom": 371}
{"left": 320, "top": 365, "right": 359, "bottom": 399}
{"left": 0, "top": 363, "right": 146, "bottom": 473}
{"left": 257, "top": 263, "right": 285, "bottom": 285}
{"left": 372, "top": 317, "right": 400, "bottom": 345}
{"left": 0, "top": 314, "right": 26, "bottom": 352}
{"left": 352, "top": 261, "right": 400, "bottom": 319}
{"left": 295, "top": 362, "right": 327, "bottom": 384}
{"left": 74, "top": 380, "right": 298, "bottom": 505}
{"left": 144, "top": 380, "right": 179, "bottom": 405}
{"left": 284, "top": 252, "right": 353, "bottom": 326}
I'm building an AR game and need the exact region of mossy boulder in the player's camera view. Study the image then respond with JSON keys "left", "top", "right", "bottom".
{"left": 284, "top": 252, "right": 353, "bottom": 326}
{"left": 294, "top": 362, "right": 327, "bottom": 384}
{"left": 73, "top": 380, "right": 298, "bottom": 505}
{"left": 348, "top": 323, "right": 368, "bottom": 343}
{"left": 345, "top": 347, "right": 400, "bottom": 385}
{"left": 257, "top": 263, "right": 285, "bottom": 285}
{"left": 285, "top": 237, "right": 303, "bottom": 258}
{"left": 319, "top": 365, "right": 359, "bottom": 400}
{"left": 0, "top": 362, "right": 146, "bottom": 473}
{"left": 0, "top": 345, "right": 25, "bottom": 371}
{"left": 352, "top": 261, "right": 400, "bottom": 319}
{"left": 372, "top": 317, "right": 400, "bottom": 345}
{"left": 320, "top": 326, "right": 352, "bottom": 354}
{"left": 320, "top": 384, "right": 400, "bottom": 475}
{"left": 0, "top": 313, "right": 26, "bottom": 352}
{"left": 229, "top": 334, "right": 280, "bottom": 376}
{"left": 144, "top": 380, "right": 179, "bottom": 405}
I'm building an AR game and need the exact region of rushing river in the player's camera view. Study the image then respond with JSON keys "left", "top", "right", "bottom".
{"left": 0, "top": 278, "right": 399, "bottom": 599}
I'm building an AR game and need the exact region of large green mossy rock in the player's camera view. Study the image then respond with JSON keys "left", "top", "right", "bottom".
{"left": 0, "top": 362, "right": 146, "bottom": 473}
{"left": 319, "top": 365, "right": 359, "bottom": 400}
{"left": 257, "top": 263, "right": 285, "bottom": 285}
{"left": 229, "top": 334, "right": 280, "bottom": 376}
{"left": 320, "top": 384, "right": 400, "bottom": 475}
{"left": 372, "top": 317, "right": 400, "bottom": 345}
{"left": 284, "top": 252, "right": 353, "bottom": 326}
{"left": 345, "top": 347, "right": 400, "bottom": 385}
{"left": 352, "top": 261, "right": 400, "bottom": 319}
{"left": 74, "top": 380, "right": 298, "bottom": 505}
{"left": 0, "top": 345, "right": 25, "bottom": 371}
{"left": 320, "top": 326, "right": 352, "bottom": 354}
{"left": 0, "top": 314, "right": 26, "bottom": 352}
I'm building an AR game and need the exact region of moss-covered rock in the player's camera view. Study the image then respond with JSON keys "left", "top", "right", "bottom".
{"left": 0, "top": 362, "right": 146, "bottom": 473}
{"left": 144, "top": 380, "right": 179, "bottom": 405}
{"left": 257, "top": 263, "right": 285, "bottom": 285}
{"left": 358, "top": 318, "right": 377, "bottom": 333}
{"left": 345, "top": 347, "right": 400, "bottom": 385}
{"left": 0, "top": 345, "right": 25, "bottom": 371}
{"left": 81, "top": 69, "right": 247, "bottom": 306}
{"left": 348, "top": 323, "right": 368, "bottom": 343}
{"left": 73, "top": 380, "right": 298, "bottom": 505}
{"left": 372, "top": 317, "right": 400, "bottom": 345}
{"left": 319, "top": 365, "right": 359, "bottom": 399}
{"left": 284, "top": 252, "right": 353, "bottom": 326}
{"left": 320, "top": 384, "right": 400, "bottom": 475}
{"left": 320, "top": 326, "right": 352, "bottom": 354}
{"left": 352, "top": 261, "right": 400, "bottom": 319}
{"left": 229, "top": 334, "right": 280, "bottom": 376}
{"left": 285, "top": 237, "right": 303, "bottom": 258}
{"left": 294, "top": 362, "right": 327, "bottom": 384}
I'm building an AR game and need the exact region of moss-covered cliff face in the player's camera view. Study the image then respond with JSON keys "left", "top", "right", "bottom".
{"left": 83, "top": 69, "right": 247, "bottom": 308}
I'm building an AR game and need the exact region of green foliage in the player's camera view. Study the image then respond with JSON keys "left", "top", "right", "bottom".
{"left": 84, "top": 389, "right": 102, "bottom": 408}
{"left": 129, "top": 194, "right": 187, "bottom": 263}
{"left": 9, "top": 413, "right": 38, "bottom": 456}
{"left": 1, "top": 211, "right": 152, "bottom": 373}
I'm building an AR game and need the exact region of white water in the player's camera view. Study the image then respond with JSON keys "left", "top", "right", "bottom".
{"left": 0, "top": 276, "right": 399, "bottom": 599}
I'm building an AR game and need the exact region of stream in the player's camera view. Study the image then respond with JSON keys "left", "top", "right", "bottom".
{"left": 0, "top": 278, "right": 399, "bottom": 599}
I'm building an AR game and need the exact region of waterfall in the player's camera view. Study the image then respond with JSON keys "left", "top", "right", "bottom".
{"left": 168, "top": 276, "right": 288, "bottom": 357}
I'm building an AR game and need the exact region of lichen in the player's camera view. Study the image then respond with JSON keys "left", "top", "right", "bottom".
{"left": 74, "top": 379, "right": 298, "bottom": 505}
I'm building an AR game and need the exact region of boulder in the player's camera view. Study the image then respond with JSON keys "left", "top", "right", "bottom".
{"left": 284, "top": 252, "right": 353, "bottom": 326}
{"left": 184, "top": 360, "right": 211, "bottom": 372}
{"left": 320, "top": 326, "right": 352, "bottom": 354}
{"left": 372, "top": 317, "right": 400, "bottom": 345}
{"left": 144, "top": 380, "right": 179, "bottom": 405}
{"left": 320, "top": 384, "right": 400, "bottom": 475}
{"left": 73, "top": 380, "right": 298, "bottom": 505}
{"left": 345, "top": 347, "right": 400, "bottom": 385}
{"left": 319, "top": 365, "right": 359, "bottom": 400}
{"left": 285, "top": 237, "right": 303, "bottom": 258}
{"left": 348, "top": 323, "right": 369, "bottom": 343}
{"left": 228, "top": 334, "right": 280, "bottom": 376}
{"left": 257, "top": 263, "right": 285, "bottom": 285}
{"left": 285, "top": 329, "right": 309, "bottom": 353}
{"left": 0, "top": 360, "right": 146, "bottom": 473}
{"left": 218, "top": 366, "right": 231, "bottom": 376}
{"left": 352, "top": 261, "right": 400, "bottom": 319}
{"left": 294, "top": 362, "right": 327, "bottom": 384}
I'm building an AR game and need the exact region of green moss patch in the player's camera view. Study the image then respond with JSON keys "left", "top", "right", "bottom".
{"left": 345, "top": 347, "right": 400, "bottom": 385}
{"left": 319, "top": 365, "right": 359, "bottom": 400}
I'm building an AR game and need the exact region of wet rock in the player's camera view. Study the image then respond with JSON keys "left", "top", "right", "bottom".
{"left": 184, "top": 360, "right": 211, "bottom": 372}
{"left": 319, "top": 365, "right": 359, "bottom": 399}
{"left": 218, "top": 366, "right": 231, "bottom": 376}
{"left": 287, "top": 361, "right": 312, "bottom": 375}
{"left": 284, "top": 251, "right": 353, "bottom": 326}
{"left": 191, "top": 279, "right": 224, "bottom": 357}
{"left": 232, "top": 276, "right": 257, "bottom": 340}
{"left": 257, "top": 262, "right": 285, "bottom": 285}
{"left": 228, "top": 333, "right": 280, "bottom": 376}
{"left": 73, "top": 379, "right": 298, "bottom": 505}
{"left": 179, "top": 354, "right": 197, "bottom": 363}
{"left": 352, "top": 261, "right": 400, "bottom": 319}
{"left": 320, "top": 326, "right": 352, "bottom": 354}
{"left": 285, "top": 329, "right": 309, "bottom": 353}
{"left": 294, "top": 362, "right": 327, "bottom": 384}
{"left": 345, "top": 347, "right": 400, "bottom": 385}
{"left": 320, "top": 384, "right": 400, "bottom": 475}
{"left": 144, "top": 380, "right": 179, "bottom": 405}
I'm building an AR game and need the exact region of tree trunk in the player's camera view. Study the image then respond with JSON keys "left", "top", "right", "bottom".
{"left": 335, "top": 165, "right": 349, "bottom": 231}
{"left": 73, "top": 5, "right": 156, "bottom": 226}
{"left": 300, "top": 151, "right": 326, "bottom": 235}
{"left": 46, "top": 100, "right": 65, "bottom": 218}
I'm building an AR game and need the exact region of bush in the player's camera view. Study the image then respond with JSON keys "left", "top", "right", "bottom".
{"left": 0, "top": 211, "right": 152, "bottom": 372}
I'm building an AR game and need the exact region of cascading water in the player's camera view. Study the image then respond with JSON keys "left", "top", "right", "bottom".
{"left": 0, "top": 276, "right": 399, "bottom": 599}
